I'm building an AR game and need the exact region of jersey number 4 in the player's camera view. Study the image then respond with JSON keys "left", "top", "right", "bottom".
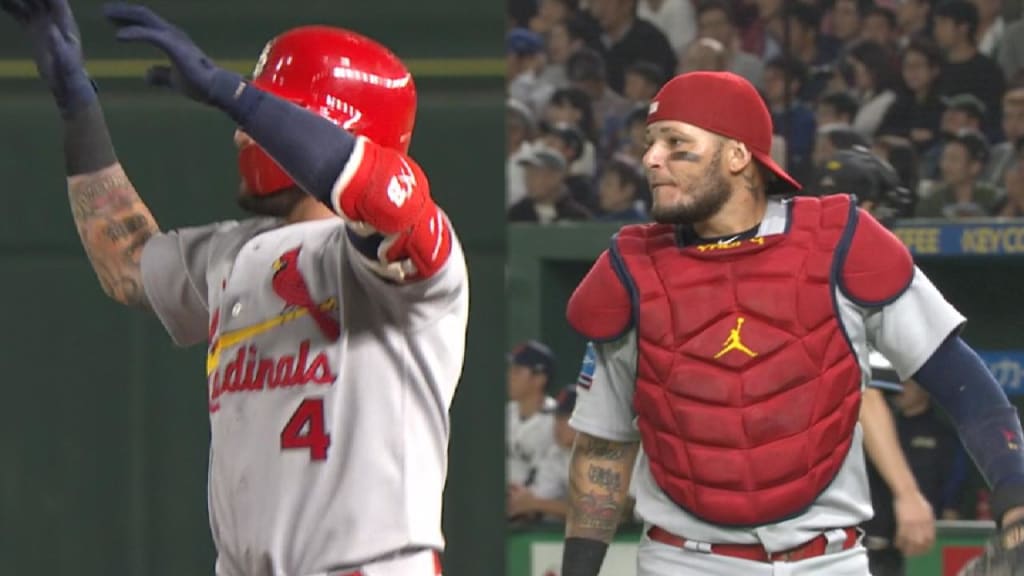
{"left": 280, "top": 398, "right": 331, "bottom": 461}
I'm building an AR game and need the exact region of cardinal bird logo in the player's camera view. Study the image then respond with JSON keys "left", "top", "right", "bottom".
{"left": 272, "top": 247, "right": 341, "bottom": 341}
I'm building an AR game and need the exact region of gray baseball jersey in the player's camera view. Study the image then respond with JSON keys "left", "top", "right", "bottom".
{"left": 506, "top": 398, "right": 557, "bottom": 486}
{"left": 139, "top": 214, "right": 469, "bottom": 576}
{"left": 570, "top": 199, "right": 965, "bottom": 555}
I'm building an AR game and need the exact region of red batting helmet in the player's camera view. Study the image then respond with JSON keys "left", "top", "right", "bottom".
{"left": 238, "top": 26, "right": 418, "bottom": 196}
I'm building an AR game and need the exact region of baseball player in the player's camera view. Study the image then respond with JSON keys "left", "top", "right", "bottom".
{"left": 507, "top": 384, "right": 579, "bottom": 522}
{"left": 862, "top": 351, "right": 967, "bottom": 576}
{"left": 3, "top": 1, "right": 468, "bottom": 575}
{"left": 507, "top": 341, "right": 559, "bottom": 489}
{"left": 559, "top": 71, "right": 1024, "bottom": 576}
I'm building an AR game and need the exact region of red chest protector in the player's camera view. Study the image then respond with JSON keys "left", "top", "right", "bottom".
{"left": 566, "top": 195, "right": 914, "bottom": 526}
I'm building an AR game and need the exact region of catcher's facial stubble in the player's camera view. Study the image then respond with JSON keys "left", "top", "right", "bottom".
{"left": 648, "top": 140, "right": 734, "bottom": 226}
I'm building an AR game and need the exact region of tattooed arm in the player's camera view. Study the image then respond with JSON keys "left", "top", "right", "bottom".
{"left": 0, "top": 0, "right": 161, "bottom": 308}
{"left": 68, "top": 164, "right": 160, "bottom": 308}
{"left": 561, "top": 432, "right": 640, "bottom": 576}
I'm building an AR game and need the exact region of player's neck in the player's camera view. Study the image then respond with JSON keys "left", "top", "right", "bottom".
{"left": 286, "top": 197, "right": 336, "bottom": 224}
{"left": 692, "top": 183, "right": 768, "bottom": 239}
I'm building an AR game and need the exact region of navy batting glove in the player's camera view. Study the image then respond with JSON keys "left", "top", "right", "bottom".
{"left": 103, "top": 2, "right": 255, "bottom": 118}
{"left": 2, "top": 0, "right": 97, "bottom": 115}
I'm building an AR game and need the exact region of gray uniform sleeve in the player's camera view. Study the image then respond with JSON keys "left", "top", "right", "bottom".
{"left": 140, "top": 222, "right": 229, "bottom": 347}
{"left": 863, "top": 267, "right": 967, "bottom": 381}
{"left": 569, "top": 334, "right": 641, "bottom": 443}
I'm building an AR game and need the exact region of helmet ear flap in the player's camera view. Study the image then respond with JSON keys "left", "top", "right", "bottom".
{"left": 239, "top": 144, "right": 295, "bottom": 196}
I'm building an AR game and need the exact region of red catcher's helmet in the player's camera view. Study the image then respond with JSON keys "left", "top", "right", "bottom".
{"left": 238, "top": 26, "right": 417, "bottom": 196}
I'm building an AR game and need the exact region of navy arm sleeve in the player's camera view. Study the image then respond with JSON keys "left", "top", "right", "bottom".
{"left": 913, "top": 334, "right": 1024, "bottom": 525}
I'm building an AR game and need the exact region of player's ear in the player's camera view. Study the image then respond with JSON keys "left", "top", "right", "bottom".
{"left": 725, "top": 139, "right": 754, "bottom": 174}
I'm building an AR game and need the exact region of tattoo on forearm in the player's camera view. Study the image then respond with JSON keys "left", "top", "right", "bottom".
{"left": 578, "top": 438, "right": 626, "bottom": 460}
{"left": 68, "top": 167, "right": 158, "bottom": 308}
{"left": 70, "top": 173, "right": 137, "bottom": 219}
{"left": 574, "top": 492, "right": 622, "bottom": 529}
{"left": 587, "top": 465, "right": 622, "bottom": 492}
{"left": 105, "top": 214, "right": 150, "bottom": 241}
{"left": 566, "top": 436, "right": 637, "bottom": 541}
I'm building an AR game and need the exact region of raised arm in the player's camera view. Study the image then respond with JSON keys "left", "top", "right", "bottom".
{"left": 3, "top": 0, "right": 159, "bottom": 307}
{"left": 100, "top": 2, "right": 451, "bottom": 282}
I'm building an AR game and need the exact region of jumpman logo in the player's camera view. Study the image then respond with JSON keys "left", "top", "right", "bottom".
{"left": 714, "top": 317, "right": 758, "bottom": 359}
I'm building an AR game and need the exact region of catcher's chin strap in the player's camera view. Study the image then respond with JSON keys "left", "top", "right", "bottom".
{"left": 914, "top": 334, "right": 1024, "bottom": 526}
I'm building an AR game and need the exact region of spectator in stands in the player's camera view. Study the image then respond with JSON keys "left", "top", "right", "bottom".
{"left": 622, "top": 60, "right": 666, "bottom": 105}
{"left": 918, "top": 130, "right": 1005, "bottom": 217}
{"left": 982, "top": 84, "right": 1024, "bottom": 186}
{"left": 678, "top": 37, "right": 729, "bottom": 74}
{"left": 816, "top": 91, "right": 860, "bottom": 128}
{"left": 636, "top": 0, "right": 696, "bottom": 55}
{"left": 873, "top": 135, "right": 923, "bottom": 198}
{"left": 830, "top": 0, "right": 868, "bottom": 51}
{"left": 862, "top": 4, "right": 902, "bottom": 53}
{"left": 506, "top": 384, "right": 579, "bottom": 523}
{"left": 541, "top": 17, "right": 592, "bottom": 89}
{"left": 615, "top": 104, "right": 648, "bottom": 166}
{"left": 932, "top": 0, "right": 1005, "bottom": 136}
{"left": 973, "top": 0, "right": 1005, "bottom": 57}
{"left": 942, "top": 94, "right": 988, "bottom": 136}
{"left": 897, "top": 0, "right": 936, "bottom": 46}
{"left": 822, "top": 51, "right": 859, "bottom": 95}
{"left": 544, "top": 86, "right": 600, "bottom": 156}
{"left": 597, "top": 159, "right": 647, "bottom": 221}
{"left": 763, "top": 56, "right": 818, "bottom": 182}
{"left": 920, "top": 93, "right": 987, "bottom": 179}
{"left": 879, "top": 38, "right": 945, "bottom": 153}
{"left": 847, "top": 40, "right": 901, "bottom": 138}
{"left": 783, "top": 1, "right": 840, "bottom": 102}
{"left": 539, "top": 121, "right": 600, "bottom": 212}
{"left": 566, "top": 48, "right": 632, "bottom": 156}
{"left": 529, "top": 0, "right": 577, "bottom": 36}
{"left": 508, "top": 143, "right": 592, "bottom": 223}
{"left": 998, "top": 137, "right": 1024, "bottom": 217}
{"left": 506, "top": 340, "right": 558, "bottom": 489}
{"left": 998, "top": 17, "right": 1024, "bottom": 83}
{"left": 507, "top": 28, "right": 557, "bottom": 116}
{"left": 586, "top": 0, "right": 676, "bottom": 93}
{"left": 741, "top": 0, "right": 784, "bottom": 61}
{"left": 812, "top": 124, "right": 871, "bottom": 169}
{"left": 507, "top": 99, "right": 538, "bottom": 207}
{"left": 696, "top": 0, "right": 765, "bottom": 88}
{"left": 861, "top": 358, "right": 968, "bottom": 576}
